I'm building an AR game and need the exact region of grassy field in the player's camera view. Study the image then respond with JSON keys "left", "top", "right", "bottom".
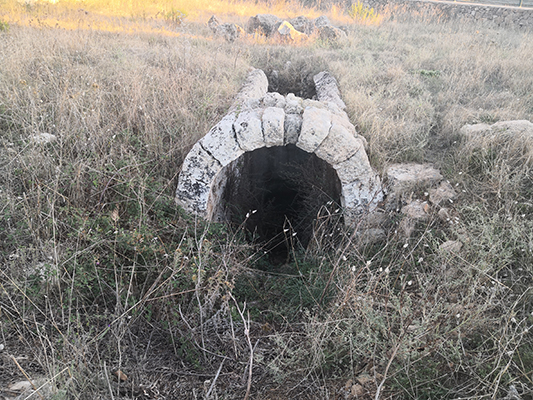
{"left": 1, "top": 0, "right": 533, "bottom": 398}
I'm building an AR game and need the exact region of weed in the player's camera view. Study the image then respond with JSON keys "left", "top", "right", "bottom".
{"left": 347, "top": 1, "right": 382, "bottom": 25}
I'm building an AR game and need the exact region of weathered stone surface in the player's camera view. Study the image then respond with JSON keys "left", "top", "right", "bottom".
{"left": 297, "top": 107, "right": 331, "bottom": 153}
{"left": 341, "top": 176, "right": 383, "bottom": 223}
{"left": 460, "top": 120, "right": 533, "bottom": 137}
{"left": 314, "top": 71, "right": 346, "bottom": 111}
{"left": 273, "top": 21, "right": 308, "bottom": 42}
{"left": 284, "top": 113, "right": 302, "bottom": 145}
{"left": 208, "top": 15, "right": 222, "bottom": 31}
{"left": 234, "top": 109, "right": 264, "bottom": 151}
{"left": 246, "top": 14, "right": 281, "bottom": 36}
{"left": 285, "top": 93, "right": 303, "bottom": 114}
{"left": 429, "top": 181, "right": 456, "bottom": 206}
{"left": 313, "top": 15, "right": 331, "bottom": 28}
{"left": 315, "top": 122, "right": 364, "bottom": 165}
{"left": 31, "top": 132, "right": 57, "bottom": 144}
{"left": 200, "top": 113, "right": 243, "bottom": 166}
{"left": 333, "top": 150, "right": 374, "bottom": 184}
{"left": 262, "top": 107, "right": 285, "bottom": 147}
{"left": 262, "top": 92, "right": 286, "bottom": 108}
{"left": 217, "top": 23, "right": 245, "bottom": 42}
{"left": 318, "top": 25, "right": 347, "bottom": 44}
{"left": 331, "top": 112, "right": 358, "bottom": 137}
{"left": 439, "top": 240, "right": 463, "bottom": 253}
{"left": 386, "top": 164, "right": 443, "bottom": 195}
{"left": 232, "top": 69, "right": 268, "bottom": 110}
{"left": 289, "top": 16, "right": 313, "bottom": 34}
{"left": 401, "top": 200, "right": 430, "bottom": 220}
{"left": 176, "top": 143, "right": 222, "bottom": 214}
{"left": 400, "top": 200, "right": 430, "bottom": 237}
{"left": 208, "top": 15, "right": 245, "bottom": 42}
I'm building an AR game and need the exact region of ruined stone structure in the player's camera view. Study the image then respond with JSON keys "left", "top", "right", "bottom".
{"left": 176, "top": 69, "right": 383, "bottom": 239}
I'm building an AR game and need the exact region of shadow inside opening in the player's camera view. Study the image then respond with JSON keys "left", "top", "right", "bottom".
{"left": 221, "top": 145, "right": 342, "bottom": 263}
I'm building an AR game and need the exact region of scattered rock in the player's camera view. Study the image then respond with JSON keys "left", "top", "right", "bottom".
{"left": 356, "top": 373, "right": 373, "bottom": 385}
{"left": 30, "top": 132, "right": 57, "bottom": 144}
{"left": 439, "top": 240, "right": 462, "bottom": 253}
{"left": 460, "top": 120, "right": 533, "bottom": 138}
{"left": 429, "top": 181, "right": 456, "bottom": 206}
{"left": 313, "top": 15, "right": 331, "bottom": 28}
{"left": 351, "top": 383, "right": 365, "bottom": 397}
{"left": 400, "top": 200, "right": 430, "bottom": 237}
{"left": 401, "top": 200, "right": 430, "bottom": 220}
{"left": 357, "top": 228, "right": 386, "bottom": 245}
{"left": 438, "top": 207, "right": 452, "bottom": 221}
{"left": 318, "top": 25, "right": 347, "bottom": 44}
{"left": 114, "top": 369, "right": 128, "bottom": 382}
{"left": 386, "top": 164, "right": 443, "bottom": 196}
{"left": 8, "top": 381, "right": 32, "bottom": 393}
{"left": 289, "top": 15, "right": 314, "bottom": 34}
{"left": 246, "top": 14, "right": 282, "bottom": 36}
{"left": 207, "top": 15, "right": 221, "bottom": 31}
{"left": 207, "top": 15, "right": 245, "bottom": 42}
{"left": 218, "top": 23, "right": 245, "bottom": 42}
{"left": 272, "top": 21, "right": 308, "bottom": 42}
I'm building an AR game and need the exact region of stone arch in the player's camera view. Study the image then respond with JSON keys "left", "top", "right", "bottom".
{"left": 176, "top": 69, "right": 383, "bottom": 227}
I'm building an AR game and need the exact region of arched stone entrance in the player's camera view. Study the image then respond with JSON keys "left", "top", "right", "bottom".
{"left": 176, "top": 69, "right": 383, "bottom": 230}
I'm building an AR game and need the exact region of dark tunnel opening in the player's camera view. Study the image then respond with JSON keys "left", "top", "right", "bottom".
{"left": 221, "top": 145, "right": 342, "bottom": 263}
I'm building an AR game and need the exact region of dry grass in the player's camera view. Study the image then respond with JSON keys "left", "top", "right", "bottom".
{"left": 1, "top": 0, "right": 533, "bottom": 399}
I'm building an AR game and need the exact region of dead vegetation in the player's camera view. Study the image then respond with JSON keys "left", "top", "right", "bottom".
{"left": 1, "top": 0, "right": 533, "bottom": 399}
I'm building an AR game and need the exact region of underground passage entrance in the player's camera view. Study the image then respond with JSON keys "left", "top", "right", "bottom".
{"left": 218, "top": 145, "right": 342, "bottom": 259}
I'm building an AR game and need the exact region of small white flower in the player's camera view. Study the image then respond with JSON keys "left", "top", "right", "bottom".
{"left": 246, "top": 213, "right": 250, "bottom": 218}
{"left": 351, "top": 265, "right": 356, "bottom": 272}
{"left": 456, "top": 313, "right": 461, "bottom": 319}
{"left": 407, "top": 280, "right": 413, "bottom": 286}
{"left": 403, "top": 243, "right": 409, "bottom": 248}
{"left": 252, "top": 210, "right": 257, "bottom": 214}
{"left": 292, "top": 232, "right": 297, "bottom": 236}
{"left": 342, "top": 255, "right": 347, "bottom": 261}
{"left": 385, "top": 267, "right": 390, "bottom": 274}
{"left": 511, "top": 317, "right": 517, "bottom": 324}
{"left": 283, "top": 228, "right": 289, "bottom": 233}
{"left": 418, "top": 257, "right": 424, "bottom": 263}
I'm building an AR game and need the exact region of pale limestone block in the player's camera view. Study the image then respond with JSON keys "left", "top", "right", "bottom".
{"left": 297, "top": 107, "right": 331, "bottom": 153}
{"left": 285, "top": 93, "right": 304, "bottom": 114}
{"left": 262, "top": 107, "right": 285, "bottom": 147}
{"left": 262, "top": 92, "right": 286, "bottom": 108}
{"left": 176, "top": 143, "right": 222, "bottom": 215}
{"left": 234, "top": 109, "right": 265, "bottom": 151}
{"left": 315, "top": 122, "right": 364, "bottom": 165}
{"left": 284, "top": 113, "right": 302, "bottom": 144}
{"left": 200, "top": 113, "right": 244, "bottom": 166}
{"left": 333, "top": 150, "right": 374, "bottom": 184}
{"left": 386, "top": 164, "right": 443, "bottom": 195}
